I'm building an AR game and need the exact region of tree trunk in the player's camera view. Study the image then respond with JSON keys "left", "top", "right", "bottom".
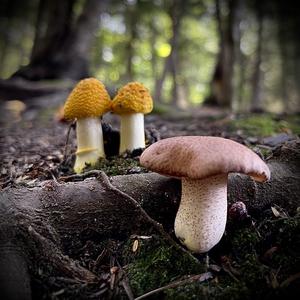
{"left": 206, "top": 0, "right": 240, "bottom": 109}
{"left": 231, "top": 0, "right": 245, "bottom": 112}
{"left": 150, "top": 19, "right": 158, "bottom": 89}
{"left": 0, "top": 0, "right": 18, "bottom": 77}
{"left": 124, "top": 2, "right": 139, "bottom": 82}
{"left": 154, "top": 0, "right": 185, "bottom": 105}
{"left": 276, "top": 0, "right": 300, "bottom": 113}
{"left": 12, "top": 0, "right": 104, "bottom": 81}
{"left": 292, "top": 15, "right": 300, "bottom": 112}
{"left": 250, "top": 5, "right": 264, "bottom": 113}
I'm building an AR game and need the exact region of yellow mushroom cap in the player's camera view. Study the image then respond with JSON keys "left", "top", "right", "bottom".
{"left": 112, "top": 82, "right": 153, "bottom": 115}
{"left": 64, "top": 78, "right": 111, "bottom": 120}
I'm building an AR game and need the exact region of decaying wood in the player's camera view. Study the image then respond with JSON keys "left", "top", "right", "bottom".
{"left": 0, "top": 140, "right": 299, "bottom": 299}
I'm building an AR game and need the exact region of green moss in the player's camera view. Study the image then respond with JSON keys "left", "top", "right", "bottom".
{"left": 83, "top": 156, "right": 147, "bottom": 176}
{"left": 226, "top": 214, "right": 300, "bottom": 299}
{"left": 165, "top": 279, "right": 250, "bottom": 300}
{"left": 284, "top": 115, "right": 300, "bottom": 135}
{"left": 230, "top": 114, "right": 300, "bottom": 137}
{"left": 123, "top": 235, "right": 205, "bottom": 297}
{"left": 123, "top": 214, "right": 300, "bottom": 299}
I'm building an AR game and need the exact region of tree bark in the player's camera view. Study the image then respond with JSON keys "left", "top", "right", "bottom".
{"left": 124, "top": 2, "right": 139, "bottom": 82}
{"left": 0, "top": 140, "right": 299, "bottom": 298}
{"left": 250, "top": 4, "right": 264, "bottom": 113}
{"left": 206, "top": 0, "right": 241, "bottom": 109}
{"left": 12, "top": 0, "right": 104, "bottom": 81}
{"left": 0, "top": 0, "right": 18, "bottom": 77}
{"left": 154, "top": 0, "right": 185, "bottom": 105}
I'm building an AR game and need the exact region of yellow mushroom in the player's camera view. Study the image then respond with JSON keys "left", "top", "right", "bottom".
{"left": 111, "top": 82, "right": 153, "bottom": 153}
{"left": 64, "top": 78, "right": 111, "bottom": 173}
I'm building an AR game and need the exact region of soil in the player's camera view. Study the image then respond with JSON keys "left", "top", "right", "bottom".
{"left": 0, "top": 90, "right": 300, "bottom": 300}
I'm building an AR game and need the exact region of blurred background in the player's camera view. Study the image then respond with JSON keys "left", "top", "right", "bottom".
{"left": 0, "top": 0, "right": 300, "bottom": 114}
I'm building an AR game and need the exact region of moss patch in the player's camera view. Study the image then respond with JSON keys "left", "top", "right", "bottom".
{"left": 83, "top": 155, "right": 148, "bottom": 176}
{"left": 230, "top": 114, "right": 300, "bottom": 137}
{"left": 122, "top": 212, "right": 300, "bottom": 299}
{"left": 123, "top": 235, "right": 206, "bottom": 297}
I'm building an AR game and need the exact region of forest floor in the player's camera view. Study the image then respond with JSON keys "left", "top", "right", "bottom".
{"left": 0, "top": 90, "right": 300, "bottom": 299}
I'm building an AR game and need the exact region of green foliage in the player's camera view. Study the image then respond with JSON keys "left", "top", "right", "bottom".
{"left": 90, "top": 1, "right": 218, "bottom": 104}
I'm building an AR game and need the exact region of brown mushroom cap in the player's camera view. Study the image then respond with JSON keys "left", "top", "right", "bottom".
{"left": 140, "top": 136, "right": 270, "bottom": 182}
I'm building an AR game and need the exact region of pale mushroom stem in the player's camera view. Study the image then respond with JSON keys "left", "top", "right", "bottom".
{"left": 119, "top": 113, "right": 145, "bottom": 153}
{"left": 174, "top": 174, "right": 228, "bottom": 253}
{"left": 74, "top": 117, "right": 105, "bottom": 174}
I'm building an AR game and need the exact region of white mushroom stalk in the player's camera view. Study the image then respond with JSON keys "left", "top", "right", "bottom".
{"left": 175, "top": 175, "right": 228, "bottom": 253}
{"left": 74, "top": 118, "right": 105, "bottom": 174}
{"left": 119, "top": 113, "right": 145, "bottom": 153}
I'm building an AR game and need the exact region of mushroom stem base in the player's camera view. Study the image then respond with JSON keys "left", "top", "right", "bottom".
{"left": 175, "top": 174, "right": 228, "bottom": 253}
{"left": 119, "top": 113, "right": 145, "bottom": 153}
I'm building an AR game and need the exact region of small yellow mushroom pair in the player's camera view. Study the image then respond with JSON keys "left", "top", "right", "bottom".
{"left": 63, "top": 78, "right": 153, "bottom": 174}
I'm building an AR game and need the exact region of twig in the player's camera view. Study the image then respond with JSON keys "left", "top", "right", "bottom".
{"left": 280, "top": 272, "right": 300, "bottom": 288}
{"left": 50, "top": 169, "right": 58, "bottom": 183}
{"left": 116, "top": 260, "right": 135, "bottom": 300}
{"left": 121, "top": 277, "right": 135, "bottom": 300}
{"left": 134, "top": 272, "right": 213, "bottom": 300}
{"left": 97, "top": 171, "right": 200, "bottom": 265}
{"left": 58, "top": 170, "right": 103, "bottom": 182}
{"left": 63, "top": 121, "right": 76, "bottom": 161}
{"left": 92, "top": 248, "right": 108, "bottom": 272}
{"left": 1, "top": 177, "right": 14, "bottom": 189}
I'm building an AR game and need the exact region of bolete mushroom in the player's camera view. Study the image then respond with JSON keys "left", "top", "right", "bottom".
{"left": 140, "top": 136, "right": 270, "bottom": 253}
{"left": 111, "top": 82, "right": 153, "bottom": 153}
{"left": 64, "top": 78, "right": 111, "bottom": 174}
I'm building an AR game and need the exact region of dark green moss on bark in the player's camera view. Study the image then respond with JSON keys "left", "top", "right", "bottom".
{"left": 122, "top": 212, "right": 300, "bottom": 299}
{"left": 122, "top": 235, "right": 206, "bottom": 297}
{"left": 84, "top": 156, "right": 147, "bottom": 176}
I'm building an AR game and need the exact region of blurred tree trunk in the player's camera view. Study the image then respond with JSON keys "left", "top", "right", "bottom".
{"left": 169, "top": 0, "right": 184, "bottom": 108}
{"left": 124, "top": 2, "right": 138, "bottom": 82}
{"left": 276, "top": 0, "right": 300, "bottom": 113}
{"left": 150, "top": 19, "right": 158, "bottom": 85}
{"left": 231, "top": 0, "right": 245, "bottom": 112}
{"left": 0, "top": 0, "right": 17, "bottom": 77}
{"left": 206, "top": 0, "right": 241, "bottom": 109}
{"left": 12, "top": 0, "right": 104, "bottom": 81}
{"left": 250, "top": 4, "right": 264, "bottom": 113}
{"left": 293, "top": 43, "right": 300, "bottom": 112}
{"left": 292, "top": 11, "right": 300, "bottom": 112}
{"left": 154, "top": 0, "right": 185, "bottom": 105}
{"left": 277, "top": 5, "right": 291, "bottom": 112}
{"left": 30, "top": 0, "right": 51, "bottom": 62}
